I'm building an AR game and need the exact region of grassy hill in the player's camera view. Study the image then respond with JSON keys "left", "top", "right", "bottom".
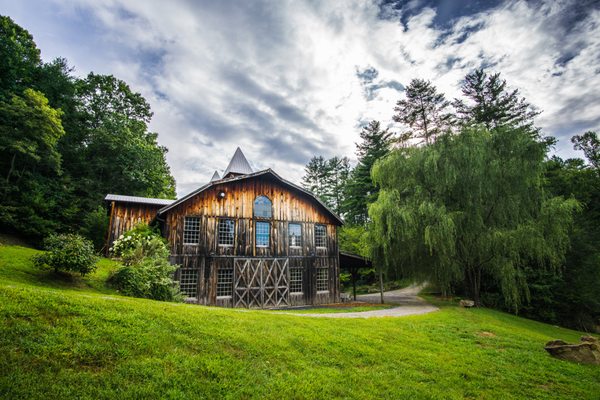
{"left": 1, "top": 244, "right": 599, "bottom": 399}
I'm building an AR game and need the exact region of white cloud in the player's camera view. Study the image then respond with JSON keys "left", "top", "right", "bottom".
{"left": 1, "top": 0, "right": 598, "bottom": 195}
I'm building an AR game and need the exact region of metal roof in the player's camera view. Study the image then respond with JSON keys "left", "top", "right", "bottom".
{"left": 210, "top": 170, "right": 221, "bottom": 182}
{"left": 158, "top": 169, "right": 343, "bottom": 225}
{"left": 104, "top": 194, "right": 175, "bottom": 206}
{"left": 222, "top": 147, "right": 253, "bottom": 177}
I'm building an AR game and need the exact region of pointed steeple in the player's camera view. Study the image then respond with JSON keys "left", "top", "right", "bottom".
{"left": 210, "top": 170, "right": 221, "bottom": 182}
{"left": 222, "top": 147, "right": 253, "bottom": 178}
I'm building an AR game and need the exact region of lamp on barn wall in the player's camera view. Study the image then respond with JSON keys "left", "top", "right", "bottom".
{"left": 217, "top": 191, "right": 226, "bottom": 199}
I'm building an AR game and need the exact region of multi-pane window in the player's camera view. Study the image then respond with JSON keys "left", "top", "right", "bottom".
{"left": 217, "top": 268, "right": 233, "bottom": 297}
{"left": 288, "top": 223, "right": 302, "bottom": 248}
{"left": 179, "top": 269, "right": 198, "bottom": 298}
{"left": 183, "top": 216, "right": 200, "bottom": 245}
{"left": 256, "top": 221, "right": 270, "bottom": 247}
{"left": 290, "top": 269, "right": 303, "bottom": 294}
{"left": 315, "top": 224, "right": 326, "bottom": 248}
{"left": 316, "top": 268, "right": 329, "bottom": 291}
{"left": 218, "top": 219, "right": 235, "bottom": 246}
{"left": 254, "top": 195, "right": 272, "bottom": 218}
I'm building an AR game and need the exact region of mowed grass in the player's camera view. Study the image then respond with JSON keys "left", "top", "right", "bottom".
{"left": 272, "top": 304, "right": 394, "bottom": 314}
{"left": 1, "top": 245, "right": 599, "bottom": 399}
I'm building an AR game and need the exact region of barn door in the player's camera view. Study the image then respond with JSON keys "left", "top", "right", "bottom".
{"left": 233, "top": 258, "right": 289, "bottom": 308}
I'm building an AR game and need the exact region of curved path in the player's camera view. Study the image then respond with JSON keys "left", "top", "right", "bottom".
{"left": 281, "top": 284, "right": 438, "bottom": 318}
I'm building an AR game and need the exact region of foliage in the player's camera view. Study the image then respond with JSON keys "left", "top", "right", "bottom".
{"left": 453, "top": 69, "right": 540, "bottom": 131}
{"left": 0, "top": 16, "right": 40, "bottom": 97}
{"left": 1, "top": 244, "right": 599, "bottom": 399}
{"left": 571, "top": 131, "right": 600, "bottom": 171}
{"left": 370, "top": 125, "right": 580, "bottom": 309}
{"left": 110, "top": 224, "right": 180, "bottom": 302}
{"left": 343, "top": 120, "right": 393, "bottom": 225}
{"left": 0, "top": 16, "right": 176, "bottom": 243}
{"left": 80, "top": 206, "right": 109, "bottom": 252}
{"left": 32, "top": 233, "right": 98, "bottom": 276}
{"left": 525, "top": 155, "right": 600, "bottom": 331}
{"left": 393, "top": 78, "right": 453, "bottom": 144}
{"left": 338, "top": 225, "right": 370, "bottom": 257}
{"left": 301, "top": 155, "right": 350, "bottom": 215}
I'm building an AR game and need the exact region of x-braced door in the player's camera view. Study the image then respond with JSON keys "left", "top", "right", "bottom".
{"left": 233, "top": 258, "right": 289, "bottom": 308}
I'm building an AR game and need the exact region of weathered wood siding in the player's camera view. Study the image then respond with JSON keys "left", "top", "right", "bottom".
{"left": 105, "top": 201, "right": 163, "bottom": 253}
{"left": 165, "top": 174, "right": 340, "bottom": 307}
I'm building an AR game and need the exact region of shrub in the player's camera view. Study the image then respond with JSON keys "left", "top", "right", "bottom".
{"left": 33, "top": 233, "right": 98, "bottom": 276}
{"left": 110, "top": 224, "right": 181, "bottom": 301}
{"left": 80, "top": 206, "right": 109, "bottom": 252}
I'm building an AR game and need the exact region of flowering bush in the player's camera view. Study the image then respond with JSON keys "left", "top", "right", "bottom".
{"left": 33, "top": 233, "right": 98, "bottom": 276}
{"left": 109, "top": 224, "right": 181, "bottom": 301}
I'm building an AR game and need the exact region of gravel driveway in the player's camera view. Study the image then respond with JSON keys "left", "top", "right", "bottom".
{"left": 281, "top": 284, "right": 439, "bottom": 319}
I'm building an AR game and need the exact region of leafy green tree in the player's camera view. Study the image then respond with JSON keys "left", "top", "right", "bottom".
{"left": 0, "top": 16, "right": 41, "bottom": 97}
{"left": 369, "top": 126, "right": 579, "bottom": 309}
{"left": 0, "top": 89, "right": 64, "bottom": 188}
{"left": 343, "top": 121, "right": 393, "bottom": 225}
{"left": 571, "top": 131, "right": 599, "bottom": 171}
{"left": 0, "top": 89, "right": 67, "bottom": 238}
{"left": 393, "top": 78, "right": 453, "bottom": 144}
{"left": 67, "top": 73, "right": 176, "bottom": 204}
{"left": 526, "top": 153, "right": 600, "bottom": 331}
{"left": 453, "top": 69, "right": 540, "bottom": 132}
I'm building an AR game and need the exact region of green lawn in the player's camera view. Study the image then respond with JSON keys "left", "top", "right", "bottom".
{"left": 1, "top": 244, "right": 599, "bottom": 399}
{"left": 271, "top": 304, "right": 394, "bottom": 314}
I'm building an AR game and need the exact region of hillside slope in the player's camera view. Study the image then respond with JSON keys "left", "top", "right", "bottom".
{"left": 1, "top": 245, "right": 599, "bottom": 399}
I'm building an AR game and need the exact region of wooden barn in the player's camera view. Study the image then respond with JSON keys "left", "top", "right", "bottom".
{"left": 105, "top": 148, "right": 343, "bottom": 308}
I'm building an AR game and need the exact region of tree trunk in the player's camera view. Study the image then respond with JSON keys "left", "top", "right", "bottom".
{"left": 352, "top": 269, "right": 357, "bottom": 301}
{"left": 379, "top": 265, "right": 385, "bottom": 304}
{"left": 465, "top": 267, "right": 482, "bottom": 306}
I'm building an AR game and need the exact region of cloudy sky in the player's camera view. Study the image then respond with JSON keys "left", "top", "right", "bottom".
{"left": 2, "top": 0, "right": 599, "bottom": 196}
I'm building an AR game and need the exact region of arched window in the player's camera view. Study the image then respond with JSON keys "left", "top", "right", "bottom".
{"left": 253, "top": 195, "right": 272, "bottom": 218}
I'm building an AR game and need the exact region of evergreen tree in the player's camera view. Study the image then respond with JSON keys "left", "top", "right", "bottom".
{"left": 301, "top": 155, "right": 350, "bottom": 216}
{"left": 369, "top": 126, "right": 579, "bottom": 309}
{"left": 302, "top": 155, "right": 327, "bottom": 201}
{"left": 453, "top": 69, "right": 540, "bottom": 132}
{"left": 343, "top": 121, "right": 393, "bottom": 225}
{"left": 325, "top": 156, "right": 350, "bottom": 215}
{"left": 393, "top": 78, "right": 453, "bottom": 145}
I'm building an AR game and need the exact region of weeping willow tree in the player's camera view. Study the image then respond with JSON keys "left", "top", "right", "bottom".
{"left": 369, "top": 125, "right": 580, "bottom": 310}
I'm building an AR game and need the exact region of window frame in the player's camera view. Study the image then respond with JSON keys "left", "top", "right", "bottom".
{"left": 217, "top": 218, "right": 235, "bottom": 247}
{"left": 216, "top": 267, "right": 234, "bottom": 298}
{"left": 183, "top": 216, "right": 201, "bottom": 245}
{"left": 253, "top": 195, "right": 272, "bottom": 219}
{"left": 316, "top": 267, "right": 329, "bottom": 292}
{"left": 314, "top": 224, "right": 327, "bottom": 249}
{"left": 255, "top": 221, "right": 270, "bottom": 248}
{"left": 290, "top": 268, "right": 303, "bottom": 294}
{"left": 288, "top": 222, "right": 302, "bottom": 249}
{"left": 179, "top": 268, "right": 199, "bottom": 298}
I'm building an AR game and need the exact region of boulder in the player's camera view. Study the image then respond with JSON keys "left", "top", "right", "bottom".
{"left": 459, "top": 299, "right": 475, "bottom": 308}
{"left": 544, "top": 336, "right": 600, "bottom": 365}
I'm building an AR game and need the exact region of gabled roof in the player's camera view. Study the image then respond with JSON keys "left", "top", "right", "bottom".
{"left": 157, "top": 169, "right": 343, "bottom": 225}
{"left": 222, "top": 147, "right": 253, "bottom": 177}
{"left": 210, "top": 170, "right": 221, "bottom": 182}
{"left": 105, "top": 194, "right": 175, "bottom": 206}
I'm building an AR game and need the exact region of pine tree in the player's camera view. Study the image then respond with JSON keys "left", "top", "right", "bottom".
{"left": 302, "top": 156, "right": 327, "bottom": 201}
{"left": 302, "top": 155, "right": 350, "bottom": 216}
{"left": 343, "top": 121, "right": 393, "bottom": 225}
{"left": 453, "top": 69, "right": 540, "bottom": 132}
{"left": 325, "top": 156, "right": 350, "bottom": 215}
{"left": 393, "top": 78, "right": 453, "bottom": 145}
